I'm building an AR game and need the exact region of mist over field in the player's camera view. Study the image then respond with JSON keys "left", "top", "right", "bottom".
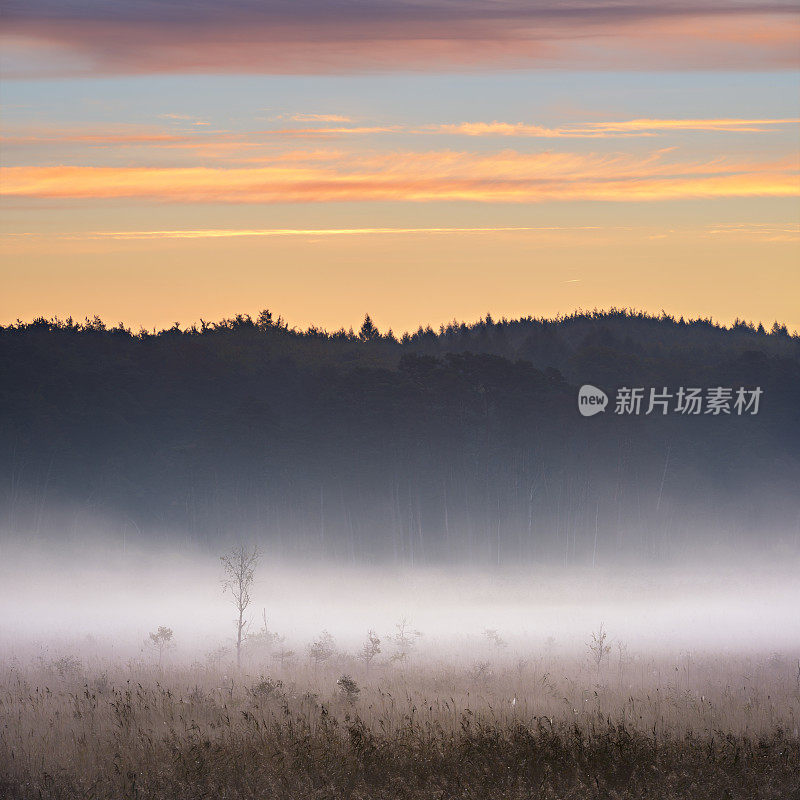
{"left": 1, "top": 542, "right": 799, "bottom": 659}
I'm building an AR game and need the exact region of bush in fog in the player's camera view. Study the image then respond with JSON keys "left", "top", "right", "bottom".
{"left": 359, "top": 629, "right": 381, "bottom": 666}
{"left": 47, "top": 654, "right": 83, "bottom": 681}
{"left": 91, "top": 670, "right": 111, "bottom": 693}
{"left": 337, "top": 674, "right": 360, "bottom": 704}
{"left": 469, "top": 660, "right": 493, "bottom": 685}
{"left": 388, "top": 617, "right": 422, "bottom": 663}
{"left": 147, "top": 626, "right": 174, "bottom": 667}
{"left": 308, "top": 630, "right": 336, "bottom": 666}
{"left": 206, "top": 645, "right": 231, "bottom": 668}
{"left": 616, "top": 640, "right": 631, "bottom": 675}
{"left": 274, "top": 646, "right": 297, "bottom": 667}
{"left": 483, "top": 629, "right": 507, "bottom": 650}
{"left": 245, "top": 610, "right": 280, "bottom": 656}
{"left": 250, "top": 676, "right": 284, "bottom": 699}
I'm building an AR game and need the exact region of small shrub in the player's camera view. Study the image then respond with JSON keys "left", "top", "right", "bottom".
{"left": 308, "top": 631, "right": 336, "bottom": 666}
{"left": 50, "top": 655, "right": 83, "bottom": 680}
{"left": 250, "top": 676, "right": 284, "bottom": 699}
{"left": 359, "top": 629, "right": 381, "bottom": 665}
{"left": 337, "top": 675, "right": 360, "bottom": 703}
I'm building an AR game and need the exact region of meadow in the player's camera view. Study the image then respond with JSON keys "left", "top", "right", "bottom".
{"left": 1, "top": 641, "right": 798, "bottom": 799}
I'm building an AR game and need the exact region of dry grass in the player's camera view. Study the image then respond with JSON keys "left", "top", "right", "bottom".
{"left": 1, "top": 649, "right": 798, "bottom": 799}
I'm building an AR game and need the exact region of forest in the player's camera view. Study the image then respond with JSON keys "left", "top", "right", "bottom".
{"left": 1, "top": 308, "right": 798, "bottom": 564}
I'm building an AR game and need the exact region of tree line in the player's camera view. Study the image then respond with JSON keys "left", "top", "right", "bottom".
{"left": 1, "top": 308, "right": 798, "bottom": 565}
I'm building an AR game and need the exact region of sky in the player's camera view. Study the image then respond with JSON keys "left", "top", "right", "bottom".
{"left": 1, "top": 0, "right": 799, "bottom": 334}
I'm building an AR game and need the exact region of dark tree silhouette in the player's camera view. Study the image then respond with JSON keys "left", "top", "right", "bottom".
{"left": 0, "top": 309, "right": 797, "bottom": 565}
{"left": 359, "top": 314, "right": 380, "bottom": 341}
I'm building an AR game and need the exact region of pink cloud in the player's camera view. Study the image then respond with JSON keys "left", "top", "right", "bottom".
{"left": 2, "top": 3, "right": 798, "bottom": 75}
{"left": 2, "top": 149, "right": 796, "bottom": 204}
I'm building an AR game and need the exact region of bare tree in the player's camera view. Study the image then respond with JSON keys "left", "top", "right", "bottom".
{"left": 588, "top": 624, "right": 611, "bottom": 677}
{"left": 220, "top": 545, "right": 260, "bottom": 668}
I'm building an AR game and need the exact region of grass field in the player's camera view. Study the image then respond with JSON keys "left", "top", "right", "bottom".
{"left": 1, "top": 645, "right": 798, "bottom": 799}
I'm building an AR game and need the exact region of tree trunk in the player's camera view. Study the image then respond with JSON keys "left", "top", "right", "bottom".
{"left": 237, "top": 607, "right": 243, "bottom": 668}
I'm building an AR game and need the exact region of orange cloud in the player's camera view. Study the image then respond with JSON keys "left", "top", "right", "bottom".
{"left": 0, "top": 126, "right": 399, "bottom": 152}
{"left": 4, "top": 118, "right": 794, "bottom": 163}
{"left": 438, "top": 118, "right": 800, "bottom": 137}
{"left": 2, "top": 149, "right": 797, "bottom": 204}
{"left": 581, "top": 118, "right": 800, "bottom": 133}
{"left": 0, "top": 132, "right": 193, "bottom": 146}
{"left": 47, "top": 226, "right": 596, "bottom": 241}
{"left": 266, "top": 126, "right": 399, "bottom": 136}
{"left": 285, "top": 114, "right": 354, "bottom": 123}
{"left": 704, "top": 223, "right": 800, "bottom": 242}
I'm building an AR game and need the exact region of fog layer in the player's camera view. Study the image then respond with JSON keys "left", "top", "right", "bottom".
{"left": 2, "top": 542, "right": 797, "bottom": 658}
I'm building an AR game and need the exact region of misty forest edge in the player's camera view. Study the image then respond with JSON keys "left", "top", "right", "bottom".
{"left": 2, "top": 308, "right": 798, "bottom": 565}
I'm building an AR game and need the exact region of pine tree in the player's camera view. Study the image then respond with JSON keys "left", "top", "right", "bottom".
{"left": 359, "top": 314, "right": 380, "bottom": 341}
